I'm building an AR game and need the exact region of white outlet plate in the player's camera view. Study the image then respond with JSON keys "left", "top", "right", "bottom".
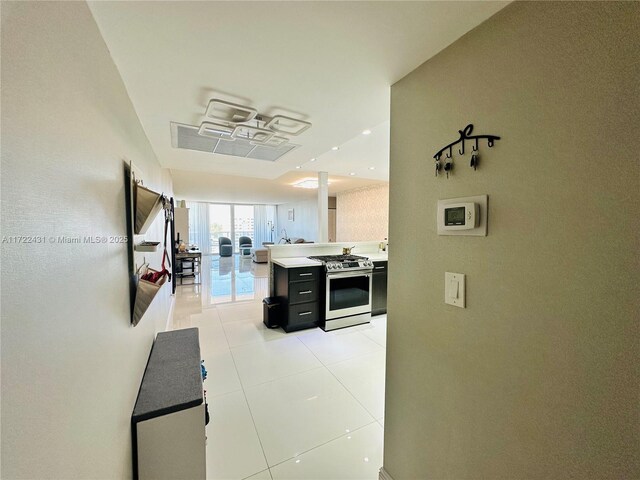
{"left": 437, "top": 195, "right": 488, "bottom": 236}
{"left": 445, "top": 272, "right": 465, "bottom": 308}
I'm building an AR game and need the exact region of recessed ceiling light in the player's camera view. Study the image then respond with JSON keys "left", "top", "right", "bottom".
{"left": 310, "top": 158, "right": 316, "bottom": 162}
{"left": 362, "top": 129, "right": 371, "bottom": 135}
{"left": 349, "top": 172, "right": 356, "bottom": 176}
{"left": 293, "top": 179, "right": 331, "bottom": 189}
{"left": 295, "top": 165, "right": 301, "bottom": 169}
{"left": 293, "top": 179, "right": 317, "bottom": 188}
{"left": 332, "top": 146, "right": 339, "bottom": 151}
{"left": 368, "top": 166, "right": 375, "bottom": 170}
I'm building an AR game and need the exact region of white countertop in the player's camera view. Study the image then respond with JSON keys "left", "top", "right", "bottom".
{"left": 366, "top": 252, "right": 388, "bottom": 262}
{"left": 272, "top": 252, "right": 387, "bottom": 268}
{"left": 272, "top": 257, "right": 323, "bottom": 268}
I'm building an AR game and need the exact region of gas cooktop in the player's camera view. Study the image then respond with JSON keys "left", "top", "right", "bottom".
{"left": 308, "top": 255, "right": 367, "bottom": 262}
{"left": 308, "top": 254, "right": 373, "bottom": 271}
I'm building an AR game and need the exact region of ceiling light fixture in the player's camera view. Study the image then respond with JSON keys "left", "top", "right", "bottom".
{"left": 310, "top": 158, "right": 316, "bottom": 162}
{"left": 362, "top": 129, "right": 372, "bottom": 135}
{"left": 349, "top": 172, "right": 356, "bottom": 176}
{"left": 231, "top": 125, "right": 275, "bottom": 144}
{"left": 369, "top": 166, "right": 375, "bottom": 170}
{"left": 293, "top": 179, "right": 331, "bottom": 189}
{"left": 332, "top": 146, "right": 339, "bottom": 151}
{"left": 261, "top": 135, "right": 289, "bottom": 147}
{"left": 205, "top": 99, "right": 257, "bottom": 123}
{"left": 198, "top": 121, "right": 235, "bottom": 138}
{"left": 171, "top": 122, "right": 300, "bottom": 162}
{"left": 265, "top": 115, "right": 312, "bottom": 136}
{"left": 295, "top": 166, "right": 301, "bottom": 169}
{"left": 187, "top": 97, "right": 312, "bottom": 160}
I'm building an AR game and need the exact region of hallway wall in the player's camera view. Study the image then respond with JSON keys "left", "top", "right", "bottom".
{"left": 1, "top": 2, "right": 172, "bottom": 478}
{"left": 385, "top": 2, "right": 640, "bottom": 478}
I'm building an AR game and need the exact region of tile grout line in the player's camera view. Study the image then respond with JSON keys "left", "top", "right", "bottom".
{"left": 297, "top": 332, "right": 385, "bottom": 370}
{"left": 183, "top": 264, "right": 384, "bottom": 478}
{"left": 238, "top": 364, "right": 326, "bottom": 390}
{"left": 233, "top": 335, "right": 378, "bottom": 472}
{"left": 359, "top": 326, "right": 387, "bottom": 348}
{"left": 240, "top": 468, "right": 272, "bottom": 480}
{"left": 227, "top": 335, "right": 326, "bottom": 389}
{"left": 296, "top": 336, "right": 381, "bottom": 431}
{"left": 266, "top": 420, "right": 381, "bottom": 471}
{"left": 202, "top": 264, "right": 273, "bottom": 479}
{"left": 222, "top": 314, "right": 274, "bottom": 479}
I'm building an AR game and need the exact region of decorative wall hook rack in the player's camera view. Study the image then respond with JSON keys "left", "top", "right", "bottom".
{"left": 433, "top": 124, "right": 500, "bottom": 161}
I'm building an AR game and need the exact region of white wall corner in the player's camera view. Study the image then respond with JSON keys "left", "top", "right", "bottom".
{"left": 379, "top": 466, "right": 394, "bottom": 480}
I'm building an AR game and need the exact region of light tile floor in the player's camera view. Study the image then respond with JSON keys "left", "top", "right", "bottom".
{"left": 172, "top": 255, "right": 387, "bottom": 480}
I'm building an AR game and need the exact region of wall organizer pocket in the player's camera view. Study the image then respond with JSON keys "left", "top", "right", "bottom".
{"left": 133, "top": 262, "right": 169, "bottom": 325}
{"left": 135, "top": 183, "right": 165, "bottom": 235}
{"left": 125, "top": 161, "right": 175, "bottom": 326}
{"left": 433, "top": 124, "right": 500, "bottom": 178}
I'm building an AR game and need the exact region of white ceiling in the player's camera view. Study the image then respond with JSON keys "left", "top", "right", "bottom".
{"left": 88, "top": 1, "right": 508, "bottom": 200}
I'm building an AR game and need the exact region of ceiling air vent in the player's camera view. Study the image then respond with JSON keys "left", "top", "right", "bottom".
{"left": 171, "top": 123, "right": 300, "bottom": 162}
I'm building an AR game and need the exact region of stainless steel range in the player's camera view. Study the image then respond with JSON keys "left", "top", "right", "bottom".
{"left": 307, "top": 255, "right": 374, "bottom": 331}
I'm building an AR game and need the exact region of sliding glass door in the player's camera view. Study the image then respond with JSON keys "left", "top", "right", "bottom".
{"left": 207, "top": 204, "right": 255, "bottom": 254}
{"left": 188, "top": 202, "right": 272, "bottom": 255}
{"left": 209, "top": 204, "right": 232, "bottom": 254}
{"left": 233, "top": 205, "right": 254, "bottom": 251}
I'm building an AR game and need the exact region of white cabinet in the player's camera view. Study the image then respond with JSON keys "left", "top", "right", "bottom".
{"left": 174, "top": 207, "right": 189, "bottom": 244}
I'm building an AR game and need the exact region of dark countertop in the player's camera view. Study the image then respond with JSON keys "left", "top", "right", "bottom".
{"left": 132, "top": 328, "right": 203, "bottom": 423}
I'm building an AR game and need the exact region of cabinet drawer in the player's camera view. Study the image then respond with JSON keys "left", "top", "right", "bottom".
{"left": 289, "top": 267, "right": 319, "bottom": 283}
{"left": 289, "top": 280, "right": 319, "bottom": 304}
{"left": 373, "top": 261, "right": 387, "bottom": 272}
{"left": 288, "top": 302, "right": 319, "bottom": 328}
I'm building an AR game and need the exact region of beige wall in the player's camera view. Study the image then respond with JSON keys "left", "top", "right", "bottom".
{"left": 385, "top": 2, "right": 639, "bottom": 479}
{"left": 1, "top": 2, "right": 172, "bottom": 478}
{"left": 336, "top": 184, "right": 389, "bottom": 242}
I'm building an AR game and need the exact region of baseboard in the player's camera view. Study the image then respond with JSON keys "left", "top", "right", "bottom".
{"left": 165, "top": 294, "right": 176, "bottom": 331}
{"left": 379, "top": 467, "right": 394, "bottom": 480}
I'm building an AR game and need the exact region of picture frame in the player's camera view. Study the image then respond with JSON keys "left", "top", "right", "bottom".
{"left": 288, "top": 208, "right": 295, "bottom": 221}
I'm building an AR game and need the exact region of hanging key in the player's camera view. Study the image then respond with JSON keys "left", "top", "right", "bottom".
{"left": 444, "top": 161, "right": 452, "bottom": 179}
{"left": 435, "top": 161, "right": 441, "bottom": 177}
{"left": 470, "top": 154, "right": 478, "bottom": 171}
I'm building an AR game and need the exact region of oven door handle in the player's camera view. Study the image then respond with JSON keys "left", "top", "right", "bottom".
{"left": 327, "top": 271, "right": 372, "bottom": 279}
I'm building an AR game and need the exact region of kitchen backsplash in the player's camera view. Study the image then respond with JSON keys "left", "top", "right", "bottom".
{"left": 336, "top": 184, "right": 389, "bottom": 242}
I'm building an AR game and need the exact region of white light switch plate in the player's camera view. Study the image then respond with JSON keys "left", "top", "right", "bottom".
{"left": 445, "top": 272, "right": 465, "bottom": 308}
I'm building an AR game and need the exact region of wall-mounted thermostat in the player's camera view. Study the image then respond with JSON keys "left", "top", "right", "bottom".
{"left": 437, "top": 195, "right": 488, "bottom": 236}
{"left": 442, "top": 203, "right": 478, "bottom": 230}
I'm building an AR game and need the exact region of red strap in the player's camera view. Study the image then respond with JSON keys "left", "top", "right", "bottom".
{"left": 161, "top": 210, "right": 170, "bottom": 270}
{"left": 159, "top": 206, "right": 171, "bottom": 282}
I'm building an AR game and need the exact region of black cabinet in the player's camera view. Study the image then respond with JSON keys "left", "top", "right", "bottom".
{"left": 274, "top": 264, "right": 323, "bottom": 332}
{"left": 371, "top": 261, "right": 388, "bottom": 316}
